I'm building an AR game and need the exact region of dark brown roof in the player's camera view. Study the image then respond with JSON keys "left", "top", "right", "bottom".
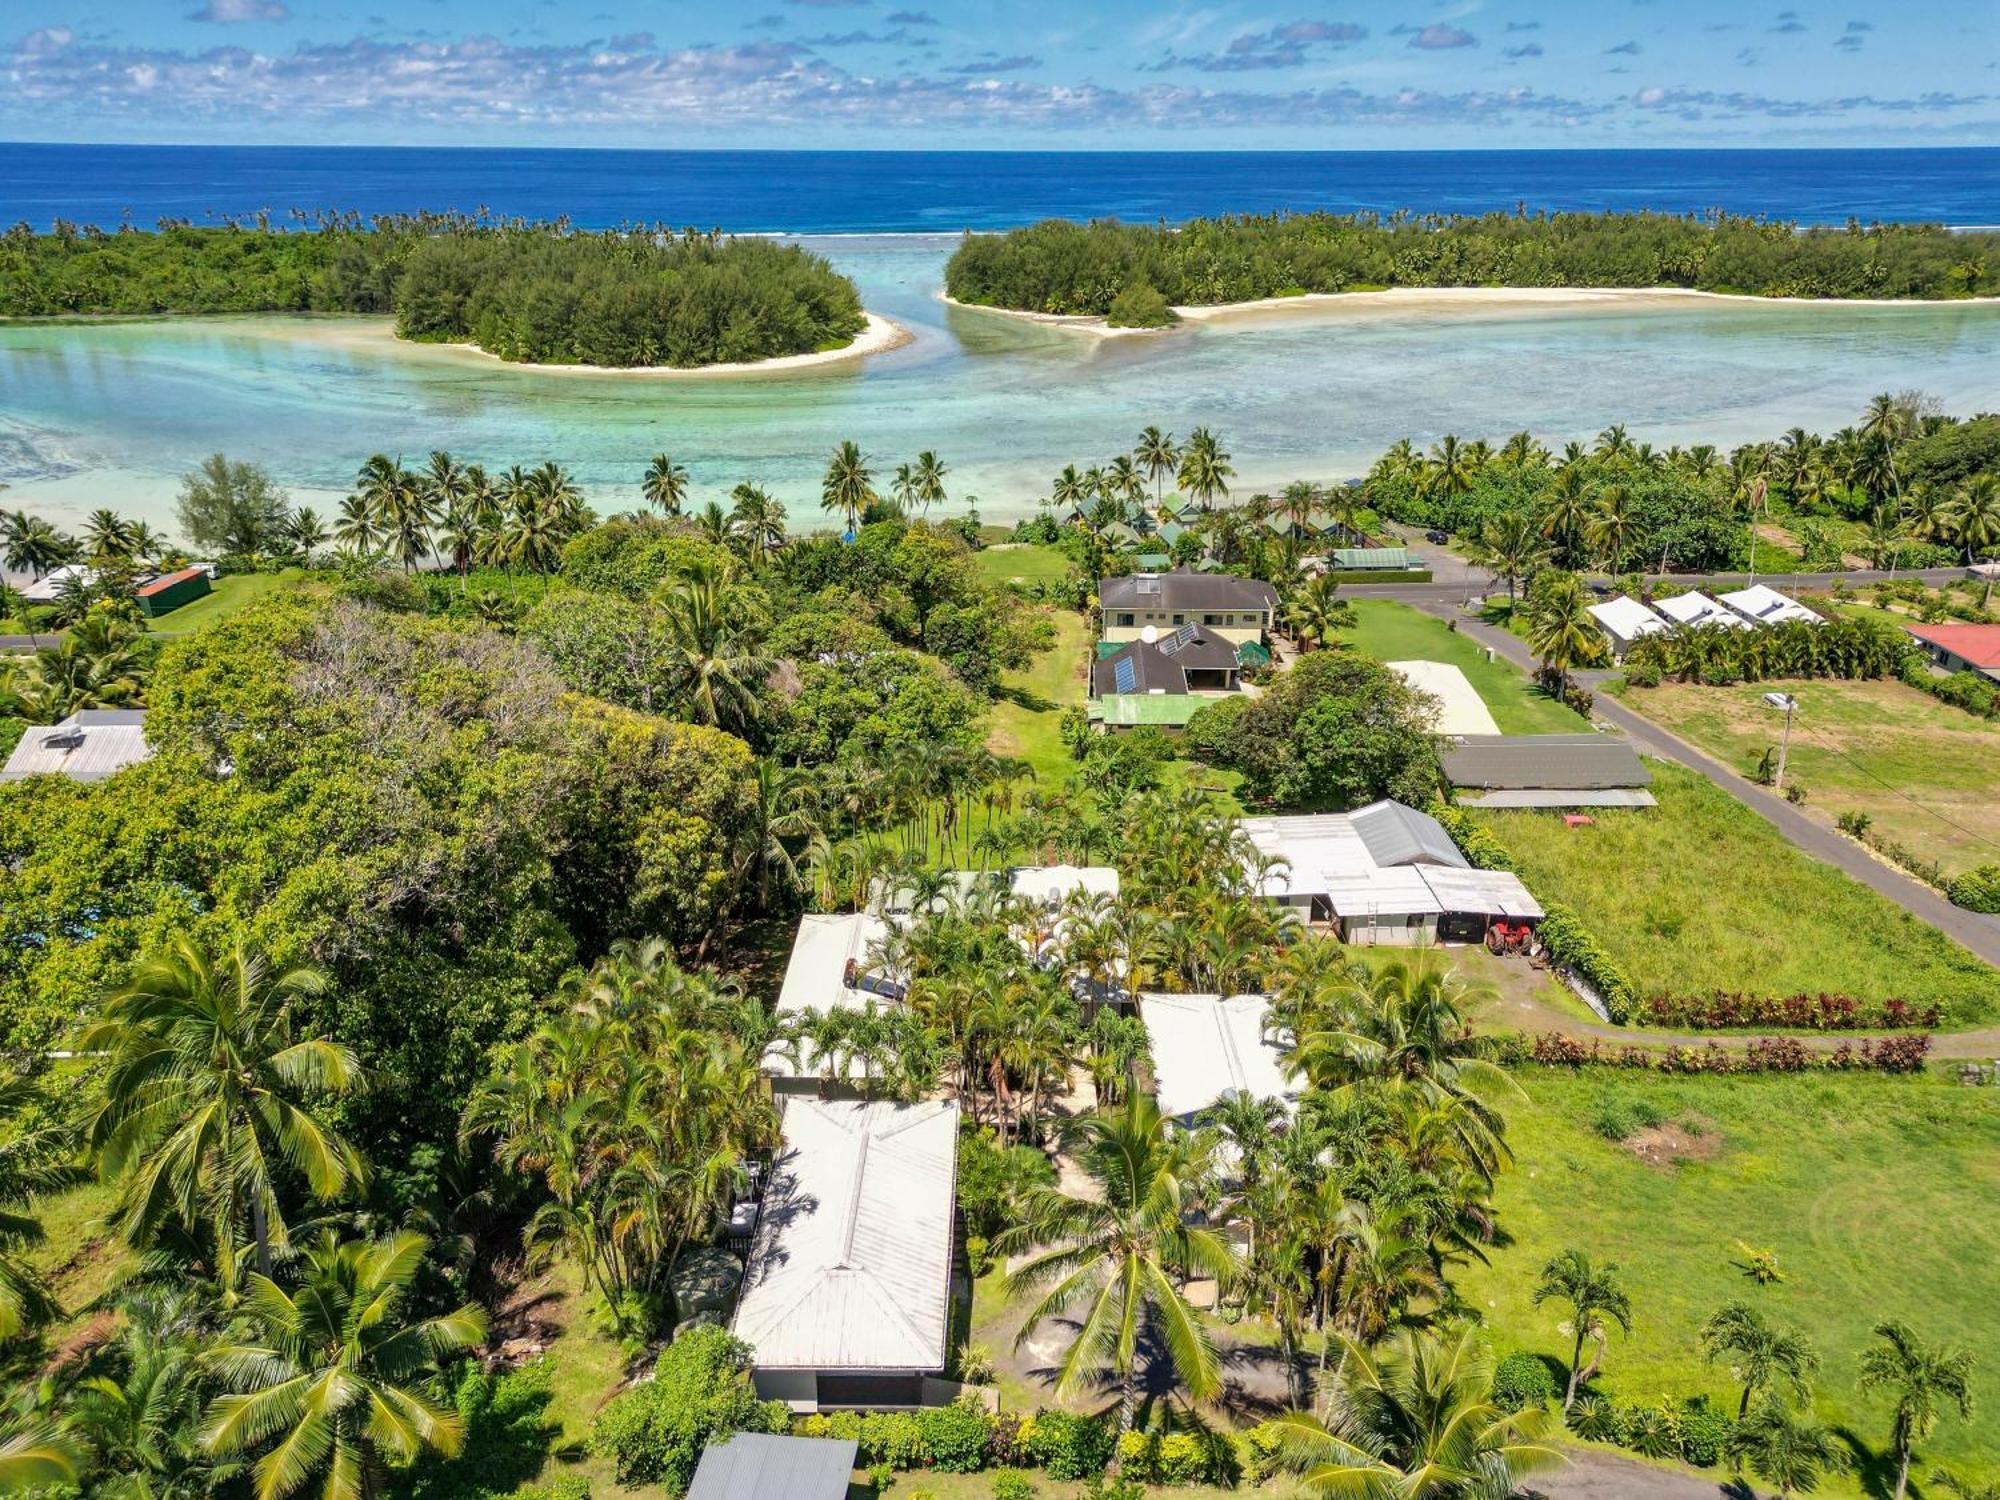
{"left": 1441, "top": 734, "right": 1653, "bottom": 791}
{"left": 1099, "top": 569, "right": 1277, "bottom": 614}
{"left": 1092, "top": 623, "right": 1240, "bottom": 696}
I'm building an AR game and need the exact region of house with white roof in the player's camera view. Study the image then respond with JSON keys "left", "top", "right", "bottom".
{"left": 1653, "top": 592, "right": 1748, "bottom": 630}
{"left": 765, "top": 913, "right": 904, "bottom": 1092}
{"left": 17, "top": 564, "right": 95, "bottom": 605}
{"left": 1716, "top": 584, "right": 1823, "bottom": 627}
{"left": 1, "top": 710, "right": 152, "bottom": 783}
{"left": 1241, "top": 800, "right": 1543, "bottom": 945}
{"left": 1138, "top": 993, "right": 1295, "bottom": 1123}
{"left": 1009, "top": 864, "right": 1120, "bottom": 909}
{"left": 1586, "top": 596, "right": 1670, "bottom": 657}
{"left": 733, "top": 1098, "right": 960, "bottom": 1412}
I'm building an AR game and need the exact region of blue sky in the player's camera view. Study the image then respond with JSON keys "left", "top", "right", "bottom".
{"left": 4, "top": 0, "right": 1994, "bottom": 147}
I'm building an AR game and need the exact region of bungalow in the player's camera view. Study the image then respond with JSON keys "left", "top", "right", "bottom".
{"left": 1442, "top": 733, "right": 1657, "bottom": 809}
{"left": 1327, "top": 546, "right": 1412, "bottom": 573}
{"left": 1099, "top": 570, "right": 1277, "bottom": 647}
{"left": 1, "top": 709, "right": 151, "bottom": 783}
{"left": 687, "top": 1434, "right": 859, "bottom": 1500}
{"left": 1717, "top": 584, "right": 1822, "bottom": 627}
{"left": 1137, "top": 992, "right": 1295, "bottom": 1124}
{"left": 1241, "top": 800, "right": 1542, "bottom": 945}
{"left": 764, "top": 912, "right": 904, "bottom": 1092}
{"left": 18, "top": 563, "right": 94, "bottom": 605}
{"left": 1092, "top": 622, "right": 1243, "bottom": 697}
{"left": 733, "top": 1098, "right": 959, "bottom": 1412}
{"left": 1904, "top": 622, "right": 2000, "bottom": 684}
{"left": 1653, "top": 592, "right": 1748, "bottom": 631}
{"left": 1587, "top": 596, "right": 1670, "bottom": 657}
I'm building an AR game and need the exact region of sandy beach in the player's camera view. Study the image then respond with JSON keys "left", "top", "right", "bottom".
{"left": 232, "top": 310, "right": 913, "bottom": 376}
{"left": 944, "top": 283, "right": 1993, "bottom": 338}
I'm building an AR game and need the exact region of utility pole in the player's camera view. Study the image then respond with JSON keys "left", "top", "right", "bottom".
{"left": 1746, "top": 476, "right": 1767, "bottom": 589}
{"left": 1763, "top": 691, "right": 1797, "bottom": 792}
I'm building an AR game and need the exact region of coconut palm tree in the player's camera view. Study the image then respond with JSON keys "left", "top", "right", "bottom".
{"left": 1726, "top": 1400, "right": 1848, "bottom": 1500}
{"left": 2, "top": 511, "right": 75, "bottom": 579}
{"left": 998, "top": 1095, "right": 1235, "bottom": 1437}
{"left": 1701, "top": 1302, "right": 1820, "bottom": 1418}
{"left": 495, "top": 490, "right": 564, "bottom": 585}
{"left": 1948, "top": 474, "right": 2000, "bottom": 599}
{"left": 642, "top": 454, "right": 689, "bottom": 517}
{"left": 821, "top": 440, "right": 875, "bottom": 536}
{"left": 1423, "top": 435, "right": 1479, "bottom": 501}
{"left": 199, "top": 1231, "right": 485, "bottom": 1500}
{"left": 64, "top": 1286, "right": 223, "bottom": 1500}
{"left": 1283, "top": 575, "right": 1354, "bottom": 651}
{"left": 420, "top": 450, "right": 470, "bottom": 516}
{"left": 656, "top": 565, "right": 769, "bottom": 736}
{"left": 1532, "top": 1250, "right": 1632, "bottom": 1412}
{"left": 913, "top": 450, "right": 950, "bottom": 516}
{"left": 1178, "top": 427, "right": 1234, "bottom": 511}
{"left": 80, "top": 937, "right": 365, "bottom": 1282}
{"left": 728, "top": 483, "right": 787, "bottom": 565}
{"left": 1473, "top": 512, "right": 1545, "bottom": 606}
{"left": 284, "top": 507, "right": 329, "bottom": 563}
{"left": 1134, "top": 427, "right": 1179, "bottom": 507}
{"left": 0, "top": 580, "right": 30, "bottom": 645}
{"left": 13, "top": 608, "right": 152, "bottom": 721}
{"left": 1858, "top": 1321, "right": 1976, "bottom": 1500}
{"left": 1523, "top": 572, "right": 1600, "bottom": 702}
{"left": 1587, "top": 483, "right": 1638, "bottom": 574}
{"left": 85, "top": 509, "right": 139, "bottom": 561}
{"left": 1537, "top": 469, "right": 1593, "bottom": 568}
{"left": 331, "top": 496, "right": 380, "bottom": 557}
{"left": 0, "top": 1422, "right": 81, "bottom": 1490}
{"left": 1267, "top": 1325, "right": 1561, "bottom": 1499}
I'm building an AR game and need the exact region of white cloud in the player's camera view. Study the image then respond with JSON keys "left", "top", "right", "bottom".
{"left": 189, "top": 0, "right": 291, "bottom": 21}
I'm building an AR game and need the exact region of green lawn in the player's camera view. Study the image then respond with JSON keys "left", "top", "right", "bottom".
{"left": 150, "top": 569, "right": 306, "bottom": 634}
{"left": 987, "top": 608, "right": 1092, "bottom": 782}
{"left": 1466, "top": 1067, "right": 2000, "bottom": 1493}
{"left": 1343, "top": 600, "right": 1588, "bottom": 735}
{"left": 1471, "top": 761, "right": 2000, "bottom": 1022}
{"left": 975, "top": 543, "right": 1072, "bottom": 586}
{"left": 1615, "top": 676, "right": 2000, "bottom": 879}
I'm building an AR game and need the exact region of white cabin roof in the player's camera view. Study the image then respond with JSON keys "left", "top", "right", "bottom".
{"left": 1653, "top": 592, "right": 1748, "bottom": 630}
{"left": 1587, "top": 596, "right": 1670, "bottom": 645}
{"left": 1138, "top": 992, "right": 1295, "bottom": 1120}
{"left": 1716, "top": 584, "right": 1823, "bottom": 626}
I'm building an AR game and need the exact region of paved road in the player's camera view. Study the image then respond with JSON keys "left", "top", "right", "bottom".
{"left": 1530, "top": 1449, "right": 1754, "bottom": 1500}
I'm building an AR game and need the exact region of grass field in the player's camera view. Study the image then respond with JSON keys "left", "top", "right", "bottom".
{"left": 150, "top": 569, "right": 306, "bottom": 633}
{"left": 987, "top": 608, "right": 1092, "bottom": 782}
{"left": 1466, "top": 1067, "right": 2000, "bottom": 1492}
{"left": 1471, "top": 761, "right": 2000, "bottom": 1022}
{"left": 1617, "top": 676, "right": 2000, "bottom": 879}
{"left": 975, "top": 542, "right": 1073, "bottom": 586}
{"left": 1344, "top": 600, "right": 1589, "bottom": 735}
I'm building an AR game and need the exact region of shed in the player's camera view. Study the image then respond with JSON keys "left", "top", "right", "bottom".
{"left": 1137, "top": 993, "right": 1294, "bottom": 1122}
{"left": 687, "top": 1433, "right": 858, "bottom": 1500}
{"left": 1, "top": 710, "right": 151, "bottom": 783}
{"left": 133, "top": 567, "right": 213, "bottom": 618}
{"left": 1442, "top": 734, "right": 1656, "bottom": 809}
{"left": 1587, "top": 596, "right": 1669, "bottom": 655}
{"left": 733, "top": 1098, "right": 959, "bottom": 1411}
{"left": 1329, "top": 547, "right": 1411, "bottom": 571}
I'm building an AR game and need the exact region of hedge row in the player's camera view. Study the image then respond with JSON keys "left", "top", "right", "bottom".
{"left": 1522, "top": 1030, "right": 1932, "bottom": 1074}
{"left": 1639, "top": 991, "right": 1942, "bottom": 1031}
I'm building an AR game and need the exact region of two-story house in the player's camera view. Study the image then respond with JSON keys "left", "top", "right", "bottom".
{"left": 1097, "top": 569, "right": 1278, "bottom": 648}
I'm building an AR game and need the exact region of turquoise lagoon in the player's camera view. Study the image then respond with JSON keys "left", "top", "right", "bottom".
{"left": 3, "top": 237, "right": 1997, "bottom": 533}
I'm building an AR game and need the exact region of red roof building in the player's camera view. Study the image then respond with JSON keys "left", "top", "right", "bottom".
{"left": 1904, "top": 622, "right": 2000, "bottom": 682}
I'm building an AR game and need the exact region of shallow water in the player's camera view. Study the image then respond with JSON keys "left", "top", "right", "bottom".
{"left": 3, "top": 237, "right": 1997, "bottom": 533}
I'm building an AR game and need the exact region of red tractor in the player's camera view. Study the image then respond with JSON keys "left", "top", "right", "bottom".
{"left": 1485, "top": 920, "right": 1534, "bottom": 957}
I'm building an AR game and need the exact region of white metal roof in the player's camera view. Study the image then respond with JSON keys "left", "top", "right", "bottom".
{"left": 17, "top": 564, "right": 94, "bottom": 604}
{"left": 733, "top": 1098, "right": 958, "bottom": 1373}
{"left": 1458, "top": 787, "right": 1659, "bottom": 809}
{"left": 767, "top": 913, "right": 901, "bottom": 1079}
{"left": 1716, "top": 584, "right": 1823, "bottom": 627}
{"left": 1242, "top": 813, "right": 1376, "bottom": 899}
{"left": 1010, "top": 864, "right": 1120, "bottom": 908}
{"left": 0, "top": 711, "right": 152, "bottom": 783}
{"left": 1653, "top": 592, "right": 1747, "bottom": 630}
{"left": 1587, "top": 596, "right": 1669, "bottom": 645}
{"left": 1138, "top": 993, "right": 1295, "bottom": 1120}
{"left": 1418, "top": 865, "right": 1546, "bottom": 919}
{"left": 1320, "top": 867, "right": 1443, "bottom": 919}
{"left": 1386, "top": 660, "right": 1501, "bottom": 737}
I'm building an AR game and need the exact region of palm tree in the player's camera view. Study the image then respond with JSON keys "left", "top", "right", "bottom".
{"left": 1726, "top": 1400, "right": 1848, "bottom": 1500}
{"left": 1268, "top": 1326, "right": 1561, "bottom": 1499}
{"left": 199, "top": 1231, "right": 485, "bottom": 1500}
{"left": 1135, "top": 426, "right": 1179, "bottom": 508}
{"left": 642, "top": 453, "right": 689, "bottom": 517}
{"left": 728, "top": 483, "right": 787, "bottom": 565}
{"left": 65, "top": 1287, "right": 222, "bottom": 1500}
{"left": 912, "top": 450, "right": 950, "bottom": 516}
{"left": 1701, "top": 1302, "right": 1819, "bottom": 1418}
{"left": 1424, "top": 435, "right": 1479, "bottom": 501}
{"left": 1283, "top": 575, "right": 1354, "bottom": 651}
{"left": 85, "top": 509, "right": 139, "bottom": 560}
{"left": 1523, "top": 572, "right": 1599, "bottom": 702}
{"left": 0, "top": 1422, "right": 81, "bottom": 1490}
{"left": 656, "top": 566, "right": 770, "bottom": 736}
{"left": 1948, "top": 474, "right": 2000, "bottom": 601}
{"left": 2, "top": 511, "right": 75, "bottom": 579}
{"left": 821, "top": 440, "right": 875, "bottom": 535}
{"left": 1178, "top": 427, "right": 1234, "bottom": 511}
{"left": 1858, "top": 1321, "right": 1976, "bottom": 1500}
{"left": 285, "top": 507, "right": 329, "bottom": 562}
{"left": 0, "top": 580, "right": 31, "bottom": 645}
{"left": 14, "top": 608, "right": 152, "bottom": 721}
{"left": 331, "top": 495, "right": 380, "bottom": 557}
{"left": 0, "top": 1072, "right": 85, "bottom": 1342}
{"left": 1587, "top": 483, "right": 1638, "bottom": 574}
{"left": 1531, "top": 1249, "right": 1632, "bottom": 1411}
{"left": 495, "top": 491, "right": 564, "bottom": 585}
{"left": 80, "top": 937, "right": 366, "bottom": 1281}
{"left": 419, "top": 450, "right": 470, "bottom": 516}
{"left": 997, "top": 1095, "right": 1235, "bottom": 1437}
{"left": 1473, "top": 512, "right": 1545, "bottom": 606}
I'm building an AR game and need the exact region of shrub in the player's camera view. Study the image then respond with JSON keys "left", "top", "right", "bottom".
{"left": 1105, "top": 281, "right": 1177, "bottom": 329}
{"left": 1235, "top": 1422, "right": 1287, "bottom": 1485}
{"left": 1837, "top": 809, "right": 1873, "bottom": 838}
{"left": 1492, "top": 1352, "right": 1562, "bottom": 1411}
{"left": 1567, "top": 1394, "right": 1618, "bottom": 1441}
{"left": 1113, "top": 1430, "right": 1224, "bottom": 1486}
{"left": 590, "top": 1327, "right": 787, "bottom": 1495}
{"left": 1528, "top": 1031, "right": 1931, "bottom": 1075}
{"left": 1429, "top": 800, "right": 1514, "bottom": 872}
{"left": 1676, "top": 1397, "right": 1733, "bottom": 1467}
{"left": 1949, "top": 865, "right": 2000, "bottom": 914}
{"left": 1618, "top": 1401, "right": 1682, "bottom": 1460}
{"left": 991, "top": 1472, "right": 1037, "bottom": 1500}
{"left": 1590, "top": 1095, "right": 1665, "bottom": 1142}
{"left": 1622, "top": 658, "right": 1663, "bottom": 688}
{"left": 917, "top": 1399, "right": 996, "bottom": 1473}
{"left": 1638, "top": 991, "right": 1940, "bottom": 1031}
{"left": 1537, "top": 902, "right": 1637, "bottom": 1023}
{"left": 1019, "top": 1410, "right": 1112, "bottom": 1481}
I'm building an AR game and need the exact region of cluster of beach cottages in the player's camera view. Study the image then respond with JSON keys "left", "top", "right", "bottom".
{"left": 1584, "top": 581, "right": 1824, "bottom": 655}
{"left": 706, "top": 801, "right": 1574, "bottom": 1418}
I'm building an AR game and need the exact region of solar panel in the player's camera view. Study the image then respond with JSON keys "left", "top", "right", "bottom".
{"left": 1113, "top": 656, "right": 1137, "bottom": 693}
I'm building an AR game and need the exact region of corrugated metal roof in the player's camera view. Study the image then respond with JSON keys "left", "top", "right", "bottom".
{"left": 688, "top": 1433, "right": 858, "bottom": 1500}
{"left": 767, "top": 914, "right": 902, "bottom": 1079}
{"left": 1, "top": 711, "right": 152, "bottom": 783}
{"left": 1441, "top": 734, "right": 1652, "bottom": 792}
{"left": 1904, "top": 622, "right": 2000, "bottom": 669}
{"left": 1138, "top": 993, "right": 1294, "bottom": 1119}
{"left": 1321, "top": 867, "right": 1442, "bottom": 919}
{"left": 1717, "top": 585, "right": 1822, "bottom": 626}
{"left": 135, "top": 566, "right": 206, "bottom": 598}
{"left": 1458, "top": 788, "right": 1659, "bottom": 809}
{"left": 1329, "top": 547, "right": 1411, "bottom": 569}
{"left": 1099, "top": 569, "right": 1277, "bottom": 613}
{"left": 1092, "top": 693, "right": 1204, "bottom": 726}
{"left": 1349, "top": 800, "right": 1468, "bottom": 870}
{"left": 1419, "top": 865, "right": 1545, "bottom": 920}
{"left": 733, "top": 1099, "right": 958, "bottom": 1373}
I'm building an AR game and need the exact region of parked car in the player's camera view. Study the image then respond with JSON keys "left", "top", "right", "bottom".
{"left": 1424, "top": 529, "right": 1448, "bottom": 545}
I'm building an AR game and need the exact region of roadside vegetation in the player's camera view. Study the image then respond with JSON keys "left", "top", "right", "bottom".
{"left": 945, "top": 210, "right": 2000, "bottom": 314}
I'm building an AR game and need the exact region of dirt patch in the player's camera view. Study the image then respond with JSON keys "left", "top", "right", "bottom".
{"left": 1622, "top": 1121, "right": 1722, "bottom": 1169}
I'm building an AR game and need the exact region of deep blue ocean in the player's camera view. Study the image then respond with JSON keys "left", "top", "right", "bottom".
{"left": 2, "top": 145, "right": 1995, "bottom": 232}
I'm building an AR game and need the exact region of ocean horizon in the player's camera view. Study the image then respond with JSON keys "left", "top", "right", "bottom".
{"left": 3, "top": 144, "right": 1996, "bottom": 233}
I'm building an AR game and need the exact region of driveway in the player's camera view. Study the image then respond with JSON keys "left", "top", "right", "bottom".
{"left": 1530, "top": 1449, "right": 1755, "bottom": 1500}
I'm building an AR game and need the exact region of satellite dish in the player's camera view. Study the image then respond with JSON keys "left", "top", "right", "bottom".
{"left": 1139, "top": 625, "right": 1159, "bottom": 644}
